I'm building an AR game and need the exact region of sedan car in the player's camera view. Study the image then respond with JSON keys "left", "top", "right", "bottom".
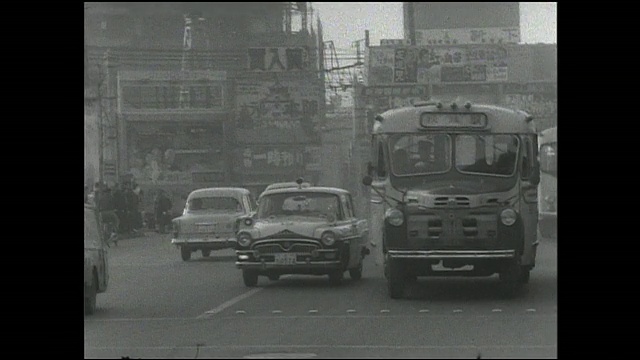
{"left": 171, "top": 187, "right": 255, "bottom": 261}
{"left": 235, "top": 182, "right": 369, "bottom": 286}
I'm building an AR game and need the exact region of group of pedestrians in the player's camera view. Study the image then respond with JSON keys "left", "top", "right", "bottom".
{"left": 86, "top": 181, "right": 175, "bottom": 237}
{"left": 87, "top": 181, "right": 144, "bottom": 243}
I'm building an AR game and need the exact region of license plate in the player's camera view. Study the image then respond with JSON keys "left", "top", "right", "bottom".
{"left": 274, "top": 253, "right": 297, "bottom": 265}
{"left": 197, "top": 225, "right": 214, "bottom": 233}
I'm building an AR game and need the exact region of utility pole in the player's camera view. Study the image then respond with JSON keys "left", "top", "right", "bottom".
{"left": 179, "top": 14, "right": 193, "bottom": 108}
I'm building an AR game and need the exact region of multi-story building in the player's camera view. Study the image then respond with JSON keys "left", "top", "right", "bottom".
{"left": 84, "top": 2, "right": 325, "bottom": 209}
{"left": 362, "top": 2, "right": 556, "bottom": 131}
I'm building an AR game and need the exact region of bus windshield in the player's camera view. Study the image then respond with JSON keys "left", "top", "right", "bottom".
{"left": 389, "top": 134, "right": 452, "bottom": 176}
{"left": 388, "top": 133, "right": 519, "bottom": 177}
{"left": 455, "top": 134, "right": 519, "bottom": 176}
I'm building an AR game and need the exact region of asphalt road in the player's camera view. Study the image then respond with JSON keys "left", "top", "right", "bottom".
{"left": 84, "top": 233, "right": 557, "bottom": 359}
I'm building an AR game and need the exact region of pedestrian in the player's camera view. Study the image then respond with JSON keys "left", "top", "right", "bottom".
{"left": 113, "top": 183, "right": 128, "bottom": 235}
{"left": 154, "top": 190, "right": 173, "bottom": 234}
{"left": 126, "top": 182, "right": 141, "bottom": 235}
{"left": 97, "top": 185, "right": 119, "bottom": 245}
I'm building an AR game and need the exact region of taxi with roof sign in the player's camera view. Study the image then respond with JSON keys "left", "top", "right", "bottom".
{"left": 235, "top": 179, "right": 370, "bottom": 286}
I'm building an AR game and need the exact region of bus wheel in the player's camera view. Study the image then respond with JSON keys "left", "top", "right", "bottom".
{"left": 519, "top": 267, "right": 531, "bottom": 284}
{"left": 387, "top": 257, "right": 406, "bottom": 299}
{"left": 180, "top": 247, "right": 191, "bottom": 261}
{"left": 499, "top": 259, "right": 523, "bottom": 297}
{"left": 349, "top": 262, "right": 363, "bottom": 281}
{"left": 201, "top": 249, "right": 211, "bottom": 258}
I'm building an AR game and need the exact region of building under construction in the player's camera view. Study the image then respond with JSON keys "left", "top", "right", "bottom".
{"left": 84, "top": 2, "right": 325, "bottom": 213}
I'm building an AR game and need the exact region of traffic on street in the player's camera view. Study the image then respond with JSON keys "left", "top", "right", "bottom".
{"left": 84, "top": 230, "right": 556, "bottom": 358}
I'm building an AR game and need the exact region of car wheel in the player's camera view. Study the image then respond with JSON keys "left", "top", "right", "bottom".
{"left": 328, "top": 270, "right": 343, "bottom": 286}
{"left": 201, "top": 249, "right": 211, "bottom": 258}
{"left": 181, "top": 247, "right": 191, "bottom": 261}
{"left": 349, "top": 262, "right": 363, "bottom": 281}
{"left": 243, "top": 270, "right": 259, "bottom": 287}
{"left": 268, "top": 274, "right": 280, "bottom": 281}
{"left": 387, "top": 257, "right": 405, "bottom": 299}
{"left": 84, "top": 273, "right": 97, "bottom": 316}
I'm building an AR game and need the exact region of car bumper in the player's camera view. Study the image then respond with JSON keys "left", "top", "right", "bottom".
{"left": 387, "top": 249, "right": 516, "bottom": 260}
{"left": 172, "top": 237, "right": 237, "bottom": 247}
{"left": 235, "top": 249, "right": 342, "bottom": 270}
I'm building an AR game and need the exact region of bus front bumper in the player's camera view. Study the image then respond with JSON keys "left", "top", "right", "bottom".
{"left": 387, "top": 249, "right": 517, "bottom": 260}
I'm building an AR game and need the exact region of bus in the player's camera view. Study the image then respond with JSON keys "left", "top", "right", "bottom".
{"left": 538, "top": 126, "right": 557, "bottom": 239}
{"left": 362, "top": 101, "right": 540, "bottom": 298}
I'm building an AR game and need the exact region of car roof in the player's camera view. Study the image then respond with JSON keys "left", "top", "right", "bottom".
{"left": 260, "top": 186, "right": 350, "bottom": 197}
{"left": 188, "top": 187, "right": 251, "bottom": 199}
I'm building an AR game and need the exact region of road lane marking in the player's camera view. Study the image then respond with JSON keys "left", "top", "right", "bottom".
{"left": 197, "top": 287, "right": 263, "bottom": 319}
{"left": 419, "top": 309, "right": 429, "bottom": 313}
{"left": 380, "top": 309, "right": 390, "bottom": 313}
{"left": 206, "top": 314, "right": 558, "bottom": 319}
{"left": 272, "top": 310, "right": 283, "bottom": 314}
{"left": 308, "top": 310, "right": 318, "bottom": 313}
{"left": 236, "top": 310, "right": 246, "bottom": 315}
{"left": 492, "top": 309, "right": 503, "bottom": 312}
{"left": 347, "top": 309, "right": 357, "bottom": 313}
{"left": 453, "top": 309, "right": 463, "bottom": 313}
{"left": 526, "top": 308, "right": 537, "bottom": 312}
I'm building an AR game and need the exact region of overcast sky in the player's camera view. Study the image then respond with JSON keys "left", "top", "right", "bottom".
{"left": 312, "top": 2, "right": 557, "bottom": 50}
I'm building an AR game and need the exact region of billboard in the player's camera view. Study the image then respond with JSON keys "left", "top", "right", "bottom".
{"left": 367, "top": 45, "right": 509, "bottom": 85}
{"left": 235, "top": 73, "right": 323, "bottom": 130}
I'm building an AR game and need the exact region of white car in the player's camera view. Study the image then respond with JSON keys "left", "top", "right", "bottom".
{"left": 171, "top": 187, "right": 255, "bottom": 261}
{"left": 236, "top": 183, "right": 369, "bottom": 286}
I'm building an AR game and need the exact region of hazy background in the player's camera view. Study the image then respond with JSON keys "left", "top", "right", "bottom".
{"left": 313, "top": 2, "right": 557, "bottom": 49}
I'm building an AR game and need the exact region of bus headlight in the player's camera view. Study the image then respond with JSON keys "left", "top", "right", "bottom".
{"left": 385, "top": 208, "right": 404, "bottom": 227}
{"left": 321, "top": 231, "right": 336, "bottom": 246}
{"left": 237, "top": 233, "right": 252, "bottom": 247}
{"left": 500, "top": 209, "right": 517, "bottom": 226}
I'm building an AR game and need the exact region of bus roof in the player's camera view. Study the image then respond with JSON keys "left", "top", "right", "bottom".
{"left": 373, "top": 103, "right": 536, "bottom": 134}
{"left": 539, "top": 126, "right": 557, "bottom": 143}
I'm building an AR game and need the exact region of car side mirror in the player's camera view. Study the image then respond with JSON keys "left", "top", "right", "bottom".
{"left": 362, "top": 175, "right": 373, "bottom": 186}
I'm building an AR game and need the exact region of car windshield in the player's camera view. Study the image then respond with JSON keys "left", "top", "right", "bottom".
{"left": 257, "top": 192, "right": 341, "bottom": 221}
{"left": 187, "top": 196, "right": 242, "bottom": 213}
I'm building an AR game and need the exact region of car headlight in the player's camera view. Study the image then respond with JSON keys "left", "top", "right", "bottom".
{"left": 321, "top": 231, "right": 336, "bottom": 246}
{"left": 237, "top": 233, "right": 252, "bottom": 247}
{"left": 244, "top": 218, "right": 254, "bottom": 226}
{"left": 385, "top": 208, "right": 404, "bottom": 227}
{"left": 500, "top": 209, "right": 517, "bottom": 226}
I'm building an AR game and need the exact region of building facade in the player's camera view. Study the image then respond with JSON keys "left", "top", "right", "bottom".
{"left": 84, "top": 2, "right": 325, "bottom": 208}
